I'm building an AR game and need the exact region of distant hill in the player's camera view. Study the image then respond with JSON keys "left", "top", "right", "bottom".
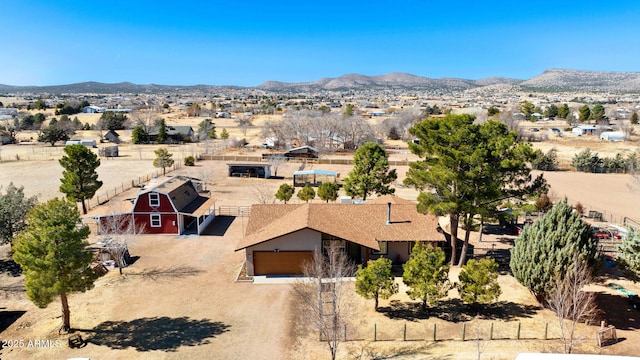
{"left": 2, "top": 69, "right": 640, "bottom": 94}
{"left": 520, "top": 68, "right": 640, "bottom": 92}
{"left": 257, "top": 72, "right": 523, "bottom": 92}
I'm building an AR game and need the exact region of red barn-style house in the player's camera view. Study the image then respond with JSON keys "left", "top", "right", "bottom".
{"left": 94, "top": 176, "right": 216, "bottom": 235}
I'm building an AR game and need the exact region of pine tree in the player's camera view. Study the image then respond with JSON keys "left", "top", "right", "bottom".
{"left": 402, "top": 243, "right": 450, "bottom": 311}
{"left": 355, "top": 257, "right": 398, "bottom": 310}
{"left": 631, "top": 112, "right": 639, "bottom": 125}
{"left": 153, "top": 148, "right": 174, "bottom": 176}
{"left": 156, "top": 119, "right": 168, "bottom": 143}
{"left": 59, "top": 144, "right": 103, "bottom": 214}
{"left": 13, "top": 198, "right": 97, "bottom": 331}
{"left": 0, "top": 183, "right": 38, "bottom": 245}
{"left": 617, "top": 227, "right": 640, "bottom": 281}
{"left": 343, "top": 142, "right": 397, "bottom": 201}
{"left": 510, "top": 199, "right": 598, "bottom": 303}
{"left": 457, "top": 258, "right": 501, "bottom": 306}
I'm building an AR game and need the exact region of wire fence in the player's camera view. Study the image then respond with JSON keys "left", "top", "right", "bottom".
{"left": 85, "top": 161, "right": 183, "bottom": 211}
{"left": 343, "top": 320, "right": 568, "bottom": 342}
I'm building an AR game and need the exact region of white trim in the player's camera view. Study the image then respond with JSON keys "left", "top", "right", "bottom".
{"left": 149, "top": 193, "right": 160, "bottom": 207}
{"left": 150, "top": 214, "right": 161, "bottom": 227}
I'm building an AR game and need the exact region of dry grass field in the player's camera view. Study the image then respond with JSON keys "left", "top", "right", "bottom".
{"left": 1, "top": 130, "right": 640, "bottom": 359}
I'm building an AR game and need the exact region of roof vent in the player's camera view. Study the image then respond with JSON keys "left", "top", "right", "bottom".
{"left": 386, "top": 202, "right": 391, "bottom": 225}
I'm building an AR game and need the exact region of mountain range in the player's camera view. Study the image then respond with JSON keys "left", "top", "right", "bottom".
{"left": 1, "top": 69, "right": 640, "bottom": 94}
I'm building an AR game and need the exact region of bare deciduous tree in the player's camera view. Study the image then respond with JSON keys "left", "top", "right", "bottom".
{"left": 292, "top": 244, "right": 356, "bottom": 360}
{"left": 252, "top": 182, "right": 276, "bottom": 204}
{"left": 546, "top": 256, "right": 599, "bottom": 354}
{"left": 98, "top": 204, "right": 146, "bottom": 274}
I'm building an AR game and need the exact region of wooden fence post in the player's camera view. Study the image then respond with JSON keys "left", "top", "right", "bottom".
{"left": 433, "top": 323, "right": 437, "bottom": 342}
{"left": 489, "top": 322, "right": 494, "bottom": 340}
{"left": 403, "top": 323, "right": 406, "bottom": 341}
{"left": 544, "top": 322, "right": 548, "bottom": 340}
{"left": 517, "top": 321, "right": 521, "bottom": 340}
{"left": 374, "top": 323, "right": 376, "bottom": 342}
{"left": 462, "top": 322, "right": 466, "bottom": 341}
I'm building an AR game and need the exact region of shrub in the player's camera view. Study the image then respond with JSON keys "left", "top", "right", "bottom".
{"left": 184, "top": 156, "right": 195, "bottom": 166}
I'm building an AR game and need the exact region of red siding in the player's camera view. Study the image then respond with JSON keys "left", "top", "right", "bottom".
{"left": 134, "top": 213, "right": 178, "bottom": 234}
{"left": 133, "top": 192, "right": 175, "bottom": 212}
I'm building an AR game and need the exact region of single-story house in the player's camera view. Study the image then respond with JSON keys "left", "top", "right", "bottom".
{"left": 148, "top": 125, "right": 195, "bottom": 142}
{"left": 0, "top": 130, "right": 12, "bottom": 144}
{"left": 235, "top": 196, "right": 444, "bottom": 276}
{"left": 92, "top": 176, "right": 216, "bottom": 235}
{"left": 83, "top": 105, "right": 105, "bottom": 113}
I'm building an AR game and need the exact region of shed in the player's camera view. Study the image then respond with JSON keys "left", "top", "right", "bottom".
{"left": 103, "top": 129, "right": 120, "bottom": 144}
{"left": 99, "top": 145, "right": 119, "bottom": 157}
{"left": 285, "top": 145, "right": 318, "bottom": 159}
{"left": 600, "top": 131, "right": 626, "bottom": 141}
{"left": 227, "top": 163, "right": 272, "bottom": 178}
{"left": 293, "top": 169, "right": 338, "bottom": 187}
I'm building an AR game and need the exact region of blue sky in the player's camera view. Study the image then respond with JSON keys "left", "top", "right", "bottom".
{"left": 2, "top": 1, "right": 640, "bottom": 86}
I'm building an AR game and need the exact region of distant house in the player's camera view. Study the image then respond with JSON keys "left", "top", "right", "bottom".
{"left": 148, "top": 125, "right": 195, "bottom": 142}
{"left": 103, "top": 129, "right": 121, "bottom": 144}
{"left": 93, "top": 176, "right": 216, "bottom": 235}
{"left": 235, "top": 196, "right": 444, "bottom": 276}
{"left": 285, "top": 145, "right": 318, "bottom": 159}
{"left": 83, "top": 105, "right": 105, "bottom": 113}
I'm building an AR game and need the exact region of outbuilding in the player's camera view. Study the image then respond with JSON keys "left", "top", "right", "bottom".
{"left": 293, "top": 169, "right": 338, "bottom": 187}
{"left": 600, "top": 131, "right": 626, "bottom": 141}
{"left": 227, "top": 163, "right": 272, "bottom": 178}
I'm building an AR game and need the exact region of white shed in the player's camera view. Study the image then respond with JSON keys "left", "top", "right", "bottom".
{"left": 599, "top": 131, "right": 625, "bottom": 141}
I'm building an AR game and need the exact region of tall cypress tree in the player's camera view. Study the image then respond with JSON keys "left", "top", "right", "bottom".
{"left": 510, "top": 199, "right": 598, "bottom": 303}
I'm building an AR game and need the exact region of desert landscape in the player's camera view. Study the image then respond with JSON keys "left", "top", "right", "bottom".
{"left": 1, "top": 130, "right": 639, "bottom": 359}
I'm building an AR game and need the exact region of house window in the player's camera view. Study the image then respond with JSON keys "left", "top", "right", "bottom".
{"left": 372, "top": 241, "right": 388, "bottom": 255}
{"left": 322, "top": 239, "right": 346, "bottom": 254}
{"left": 149, "top": 193, "right": 160, "bottom": 207}
{"left": 150, "top": 214, "right": 161, "bottom": 227}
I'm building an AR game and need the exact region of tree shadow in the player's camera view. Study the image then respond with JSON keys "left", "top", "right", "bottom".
{"left": 594, "top": 292, "right": 640, "bottom": 331}
{"left": 378, "top": 299, "right": 540, "bottom": 323}
{"left": 86, "top": 317, "right": 230, "bottom": 352}
{"left": 0, "top": 310, "right": 26, "bottom": 332}
{"left": 467, "top": 301, "right": 541, "bottom": 321}
{"left": 132, "top": 266, "right": 204, "bottom": 281}
{"left": 0, "top": 258, "right": 22, "bottom": 277}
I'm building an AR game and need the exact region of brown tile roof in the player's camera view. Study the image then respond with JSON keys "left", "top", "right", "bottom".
{"left": 235, "top": 203, "right": 444, "bottom": 251}
{"left": 366, "top": 195, "right": 416, "bottom": 204}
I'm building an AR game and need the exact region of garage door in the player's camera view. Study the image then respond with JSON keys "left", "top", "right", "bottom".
{"left": 253, "top": 251, "right": 314, "bottom": 275}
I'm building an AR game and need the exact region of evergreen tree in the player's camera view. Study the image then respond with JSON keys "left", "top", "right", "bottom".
{"left": 153, "top": 148, "right": 174, "bottom": 176}
{"left": 355, "top": 257, "right": 398, "bottom": 310}
{"left": 457, "top": 258, "right": 501, "bottom": 306}
{"left": 59, "top": 144, "right": 103, "bottom": 214}
{"left": 631, "top": 112, "right": 639, "bottom": 125}
{"left": 38, "top": 124, "right": 70, "bottom": 146}
{"left": 297, "top": 185, "right": 316, "bottom": 203}
{"left": 275, "top": 183, "right": 294, "bottom": 203}
{"left": 487, "top": 106, "right": 500, "bottom": 116}
{"left": 578, "top": 105, "right": 591, "bottom": 122}
{"left": 317, "top": 182, "right": 340, "bottom": 203}
{"left": 0, "top": 183, "right": 38, "bottom": 245}
{"left": 617, "top": 227, "right": 640, "bottom": 281}
{"left": 220, "top": 128, "right": 230, "bottom": 139}
{"left": 387, "top": 126, "right": 401, "bottom": 140}
{"left": 402, "top": 243, "right": 450, "bottom": 311}
{"left": 521, "top": 101, "right": 535, "bottom": 117}
{"left": 131, "top": 125, "right": 149, "bottom": 144}
{"left": 405, "top": 115, "right": 546, "bottom": 265}
{"left": 343, "top": 142, "right": 397, "bottom": 201}
{"left": 12, "top": 198, "right": 97, "bottom": 331}
{"left": 589, "top": 104, "right": 606, "bottom": 122}
{"left": 557, "top": 103, "right": 570, "bottom": 119}
{"left": 510, "top": 199, "right": 598, "bottom": 303}
{"left": 156, "top": 118, "right": 168, "bottom": 143}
